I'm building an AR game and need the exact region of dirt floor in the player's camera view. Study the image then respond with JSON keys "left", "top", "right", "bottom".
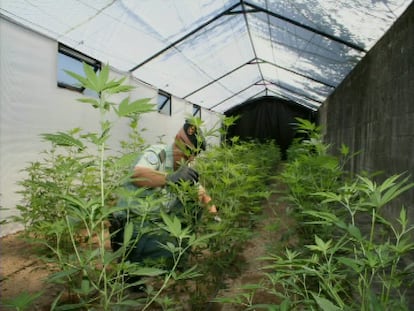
{"left": 210, "top": 184, "right": 294, "bottom": 311}
{"left": 0, "top": 183, "right": 293, "bottom": 310}
{"left": 0, "top": 232, "right": 63, "bottom": 310}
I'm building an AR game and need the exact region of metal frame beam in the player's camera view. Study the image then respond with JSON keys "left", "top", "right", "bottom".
{"left": 129, "top": 3, "right": 240, "bottom": 72}
{"left": 244, "top": 1, "right": 367, "bottom": 53}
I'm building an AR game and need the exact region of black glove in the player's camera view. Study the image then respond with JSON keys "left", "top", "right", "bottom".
{"left": 166, "top": 166, "right": 199, "bottom": 185}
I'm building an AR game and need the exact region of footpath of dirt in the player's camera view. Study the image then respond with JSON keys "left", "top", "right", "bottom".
{"left": 0, "top": 183, "right": 294, "bottom": 310}
{"left": 208, "top": 183, "right": 295, "bottom": 311}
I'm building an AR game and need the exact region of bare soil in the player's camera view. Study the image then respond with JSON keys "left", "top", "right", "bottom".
{"left": 0, "top": 232, "right": 63, "bottom": 310}
{"left": 210, "top": 184, "right": 295, "bottom": 311}
{"left": 0, "top": 183, "right": 294, "bottom": 310}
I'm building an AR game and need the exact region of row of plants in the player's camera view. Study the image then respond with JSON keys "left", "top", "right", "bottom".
{"left": 1, "top": 64, "right": 281, "bottom": 310}
{"left": 215, "top": 118, "right": 414, "bottom": 310}
{"left": 189, "top": 130, "right": 281, "bottom": 307}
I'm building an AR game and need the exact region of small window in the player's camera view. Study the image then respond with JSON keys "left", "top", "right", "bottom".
{"left": 157, "top": 90, "right": 171, "bottom": 116}
{"left": 193, "top": 104, "right": 201, "bottom": 118}
{"left": 57, "top": 43, "right": 101, "bottom": 95}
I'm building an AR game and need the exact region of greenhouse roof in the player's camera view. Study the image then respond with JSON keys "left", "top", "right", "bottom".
{"left": 1, "top": 0, "right": 411, "bottom": 113}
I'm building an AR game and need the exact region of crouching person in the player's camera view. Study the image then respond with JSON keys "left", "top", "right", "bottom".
{"left": 109, "top": 120, "right": 217, "bottom": 288}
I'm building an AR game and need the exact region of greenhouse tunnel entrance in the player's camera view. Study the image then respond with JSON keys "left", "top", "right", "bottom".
{"left": 224, "top": 96, "right": 317, "bottom": 159}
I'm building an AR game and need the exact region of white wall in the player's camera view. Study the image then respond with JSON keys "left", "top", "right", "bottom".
{"left": 0, "top": 18, "right": 221, "bottom": 237}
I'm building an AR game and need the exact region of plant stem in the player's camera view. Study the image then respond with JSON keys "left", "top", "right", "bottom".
{"left": 142, "top": 237, "right": 188, "bottom": 311}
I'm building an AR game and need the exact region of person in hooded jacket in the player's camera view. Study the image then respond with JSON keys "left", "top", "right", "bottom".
{"left": 109, "top": 120, "right": 217, "bottom": 270}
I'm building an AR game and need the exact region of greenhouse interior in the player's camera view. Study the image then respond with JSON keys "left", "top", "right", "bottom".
{"left": 0, "top": 0, "right": 413, "bottom": 310}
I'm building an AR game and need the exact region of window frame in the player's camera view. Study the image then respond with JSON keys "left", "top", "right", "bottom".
{"left": 57, "top": 43, "right": 101, "bottom": 93}
{"left": 193, "top": 104, "right": 201, "bottom": 118}
{"left": 157, "top": 90, "right": 172, "bottom": 116}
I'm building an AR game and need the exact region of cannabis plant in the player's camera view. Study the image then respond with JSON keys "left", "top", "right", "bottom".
{"left": 215, "top": 119, "right": 414, "bottom": 311}
{"left": 13, "top": 63, "right": 217, "bottom": 310}
{"left": 279, "top": 118, "right": 349, "bottom": 238}
{"left": 189, "top": 137, "right": 281, "bottom": 308}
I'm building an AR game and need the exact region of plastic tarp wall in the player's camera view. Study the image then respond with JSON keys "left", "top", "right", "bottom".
{"left": 225, "top": 96, "right": 315, "bottom": 158}
{"left": 0, "top": 18, "right": 220, "bottom": 237}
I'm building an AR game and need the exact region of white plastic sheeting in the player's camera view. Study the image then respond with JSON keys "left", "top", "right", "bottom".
{"left": 1, "top": 0, "right": 412, "bottom": 112}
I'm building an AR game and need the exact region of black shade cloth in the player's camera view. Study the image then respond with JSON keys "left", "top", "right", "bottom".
{"left": 225, "top": 96, "right": 316, "bottom": 158}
